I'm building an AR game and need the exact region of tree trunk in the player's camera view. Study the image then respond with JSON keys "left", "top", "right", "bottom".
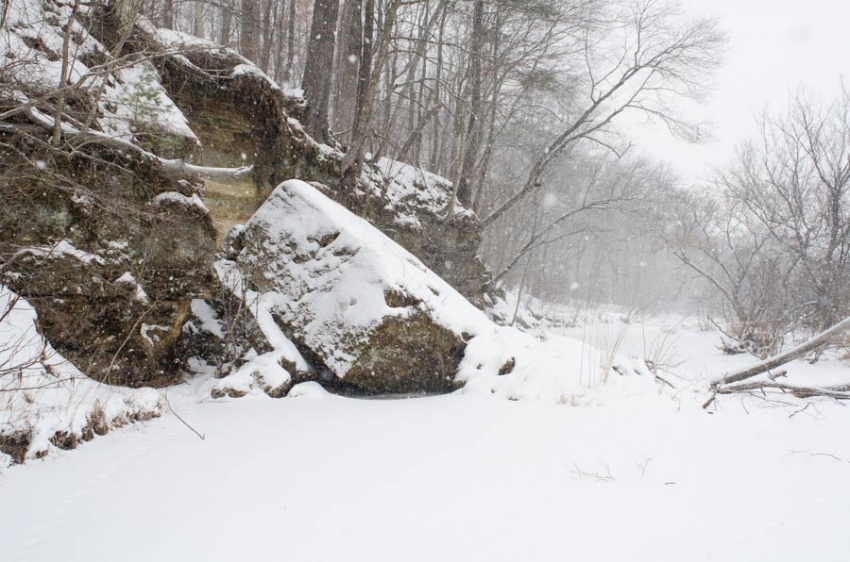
{"left": 333, "top": 0, "right": 363, "bottom": 141}
{"left": 457, "top": 0, "right": 484, "bottom": 207}
{"left": 274, "top": 0, "right": 287, "bottom": 82}
{"left": 193, "top": 0, "right": 205, "bottom": 38}
{"left": 342, "top": 0, "right": 400, "bottom": 173}
{"left": 471, "top": 8, "right": 502, "bottom": 214}
{"left": 343, "top": 0, "right": 373, "bottom": 172}
{"left": 162, "top": 0, "right": 174, "bottom": 29}
{"left": 259, "top": 0, "right": 277, "bottom": 73}
{"left": 241, "top": 0, "right": 261, "bottom": 63}
{"left": 52, "top": 0, "right": 83, "bottom": 146}
{"left": 427, "top": 4, "right": 447, "bottom": 173}
{"left": 220, "top": 0, "right": 233, "bottom": 45}
{"left": 284, "top": 0, "right": 297, "bottom": 83}
{"left": 301, "top": 0, "right": 341, "bottom": 141}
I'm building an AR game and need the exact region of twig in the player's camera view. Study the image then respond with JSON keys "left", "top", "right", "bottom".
{"left": 163, "top": 393, "right": 205, "bottom": 441}
{"left": 788, "top": 402, "right": 812, "bottom": 419}
{"left": 0, "top": 377, "right": 79, "bottom": 392}
{"left": 787, "top": 450, "right": 848, "bottom": 463}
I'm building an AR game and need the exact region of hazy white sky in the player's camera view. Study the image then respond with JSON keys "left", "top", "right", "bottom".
{"left": 633, "top": 0, "right": 850, "bottom": 183}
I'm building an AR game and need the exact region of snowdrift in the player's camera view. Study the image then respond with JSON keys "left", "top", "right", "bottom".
{"left": 458, "top": 325, "right": 661, "bottom": 404}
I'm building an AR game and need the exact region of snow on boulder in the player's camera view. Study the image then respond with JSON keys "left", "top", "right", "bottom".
{"left": 224, "top": 180, "right": 492, "bottom": 394}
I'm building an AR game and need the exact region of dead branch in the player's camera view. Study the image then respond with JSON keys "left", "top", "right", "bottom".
{"left": 22, "top": 104, "right": 253, "bottom": 181}
{"left": 716, "top": 380, "right": 850, "bottom": 400}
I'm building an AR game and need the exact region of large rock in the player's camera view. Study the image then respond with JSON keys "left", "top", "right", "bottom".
{"left": 222, "top": 180, "right": 492, "bottom": 394}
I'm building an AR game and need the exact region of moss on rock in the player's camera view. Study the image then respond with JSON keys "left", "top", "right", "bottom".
{"left": 345, "top": 313, "right": 467, "bottom": 395}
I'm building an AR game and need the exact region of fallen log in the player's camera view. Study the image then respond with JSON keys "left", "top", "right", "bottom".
{"left": 716, "top": 381, "right": 850, "bottom": 400}
{"left": 711, "top": 316, "right": 850, "bottom": 388}
{"left": 703, "top": 316, "right": 850, "bottom": 408}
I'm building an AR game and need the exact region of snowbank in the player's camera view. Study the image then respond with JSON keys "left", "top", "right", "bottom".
{"left": 458, "top": 326, "right": 661, "bottom": 404}
{"left": 0, "top": 287, "right": 162, "bottom": 467}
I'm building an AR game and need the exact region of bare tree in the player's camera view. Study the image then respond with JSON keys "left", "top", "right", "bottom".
{"left": 341, "top": 0, "right": 401, "bottom": 173}
{"left": 456, "top": 0, "right": 484, "bottom": 207}
{"left": 663, "top": 189, "right": 794, "bottom": 356}
{"left": 721, "top": 89, "right": 850, "bottom": 334}
{"left": 480, "top": 0, "right": 724, "bottom": 228}
{"left": 486, "top": 153, "right": 669, "bottom": 290}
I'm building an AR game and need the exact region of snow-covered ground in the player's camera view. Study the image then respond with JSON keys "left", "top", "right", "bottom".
{"left": 2, "top": 313, "right": 849, "bottom": 561}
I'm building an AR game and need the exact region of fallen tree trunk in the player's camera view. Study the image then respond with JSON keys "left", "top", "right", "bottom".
{"left": 704, "top": 316, "right": 850, "bottom": 408}
{"left": 25, "top": 105, "right": 254, "bottom": 181}
{"left": 716, "top": 381, "right": 850, "bottom": 400}
{"left": 711, "top": 316, "right": 850, "bottom": 388}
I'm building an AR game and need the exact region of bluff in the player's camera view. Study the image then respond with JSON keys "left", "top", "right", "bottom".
{"left": 0, "top": 0, "right": 490, "bottom": 391}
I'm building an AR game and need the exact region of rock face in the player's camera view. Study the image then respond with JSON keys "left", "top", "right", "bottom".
{"left": 0, "top": 1, "right": 217, "bottom": 387}
{"left": 221, "top": 180, "right": 491, "bottom": 394}
{"left": 0, "top": 287, "right": 162, "bottom": 465}
{"left": 0, "top": 149, "right": 218, "bottom": 386}
{"left": 1, "top": 1, "right": 490, "bottom": 394}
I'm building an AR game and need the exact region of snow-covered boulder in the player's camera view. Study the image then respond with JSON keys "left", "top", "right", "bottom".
{"left": 222, "top": 180, "right": 492, "bottom": 394}
{"left": 213, "top": 180, "right": 657, "bottom": 400}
